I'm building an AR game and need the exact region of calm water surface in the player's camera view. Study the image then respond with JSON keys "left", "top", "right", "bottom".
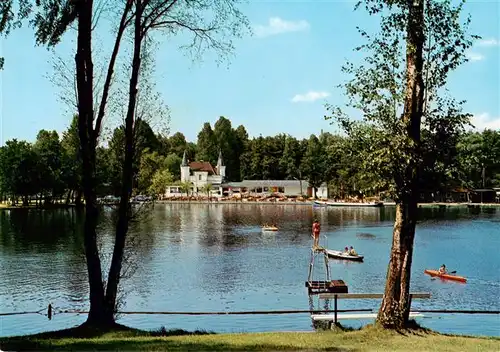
{"left": 1, "top": 204, "right": 499, "bottom": 337}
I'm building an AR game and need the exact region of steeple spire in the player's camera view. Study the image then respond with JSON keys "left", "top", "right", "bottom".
{"left": 217, "top": 149, "right": 224, "bottom": 166}
{"left": 181, "top": 150, "right": 188, "bottom": 166}
{"left": 216, "top": 149, "right": 226, "bottom": 179}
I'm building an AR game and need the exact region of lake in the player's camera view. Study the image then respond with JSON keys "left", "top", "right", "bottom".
{"left": 0, "top": 204, "right": 499, "bottom": 337}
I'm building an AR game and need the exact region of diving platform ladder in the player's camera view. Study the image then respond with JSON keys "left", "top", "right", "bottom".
{"left": 306, "top": 235, "right": 348, "bottom": 295}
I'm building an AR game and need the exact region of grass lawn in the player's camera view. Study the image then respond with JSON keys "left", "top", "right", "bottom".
{"left": 1, "top": 324, "right": 499, "bottom": 351}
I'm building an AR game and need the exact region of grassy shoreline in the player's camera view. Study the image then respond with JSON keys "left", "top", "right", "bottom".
{"left": 1, "top": 325, "right": 499, "bottom": 351}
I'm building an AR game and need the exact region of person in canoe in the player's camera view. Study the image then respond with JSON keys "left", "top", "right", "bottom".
{"left": 312, "top": 219, "right": 321, "bottom": 248}
{"left": 349, "top": 246, "right": 358, "bottom": 256}
{"left": 438, "top": 264, "right": 448, "bottom": 274}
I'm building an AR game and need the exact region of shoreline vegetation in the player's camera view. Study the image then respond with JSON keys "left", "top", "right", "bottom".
{"left": 1, "top": 200, "right": 500, "bottom": 211}
{"left": 1, "top": 324, "right": 499, "bottom": 351}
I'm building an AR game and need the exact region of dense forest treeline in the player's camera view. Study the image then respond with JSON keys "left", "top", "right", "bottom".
{"left": 1, "top": 115, "right": 499, "bottom": 204}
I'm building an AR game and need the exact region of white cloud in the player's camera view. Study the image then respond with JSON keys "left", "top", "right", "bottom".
{"left": 469, "top": 113, "right": 500, "bottom": 131}
{"left": 476, "top": 38, "right": 499, "bottom": 47}
{"left": 291, "top": 91, "right": 330, "bottom": 103}
{"left": 254, "top": 17, "right": 310, "bottom": 38}
{"left": 466, "top": 51, "right": 484, "bottom": 62}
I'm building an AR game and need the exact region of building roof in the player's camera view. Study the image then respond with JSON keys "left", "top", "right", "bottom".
{"left": 189, "top": 161, "right": 216, "bottom": 175}
{"left": 182, "top": 149, "right": 224, "bottom": 176}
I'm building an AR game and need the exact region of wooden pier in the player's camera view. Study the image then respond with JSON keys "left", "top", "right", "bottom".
{"left": 305, "top": 280, "right": 348, "bottom": 295}
{"left": 306, "top": 240, "right": 349, "bottom": 295}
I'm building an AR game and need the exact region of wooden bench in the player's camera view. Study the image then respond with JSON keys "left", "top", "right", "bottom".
{"left": 312, "top": 292, "right": 431, "bottom": 325}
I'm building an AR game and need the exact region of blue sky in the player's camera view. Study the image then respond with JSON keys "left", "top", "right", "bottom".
{"left": 1, "top": 0, "right": 499, "bottom": 145}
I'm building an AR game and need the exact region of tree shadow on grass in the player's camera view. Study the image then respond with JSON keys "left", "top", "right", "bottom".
{"left": 12, "top": 322, "right": 141, "bottom": 339}
{"left": 0, "top": 323, "right": 218, "bottom": 351}
{"left": 2, "top": 323, "right": 214, "bottom": 339}
{"left": 0, "top": 323, "right": 360, "bottom": 352}
{"left": 1, "top": 338, "right": 358, "bottom": 352}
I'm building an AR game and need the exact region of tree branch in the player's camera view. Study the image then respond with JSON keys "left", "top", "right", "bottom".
{"left": 148, "top": 19, "right": 217, "bottom": 39}
{"left": 141, "top": 0, "right": 179, "bottom": 35}
{"left": 93, "top": 0, "right": 134, "bottom": 144}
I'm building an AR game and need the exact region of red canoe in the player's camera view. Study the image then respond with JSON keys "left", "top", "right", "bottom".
{"left": 424, "top": 269, "right": 467, "bottom": 283}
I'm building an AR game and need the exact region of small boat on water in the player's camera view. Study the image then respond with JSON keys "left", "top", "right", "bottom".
{"left": 314, "top": 200, "right": 384, "bottom": 208}
{"left": 326, "top": 249, "right": 364, "bottom": 262}
{"left": 262, "top": 226, "right": 279, "bottom": 232}
{"left": 424, "top": 269, "right": 467, "bottom": 283}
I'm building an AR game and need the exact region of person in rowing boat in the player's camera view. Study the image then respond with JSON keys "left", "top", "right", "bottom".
{"left": 344, "top": 246, "right": 349, "bottom": 253}
{"left": 312, "top": 219, "right": 321, "bottom": 248}
{"left": 349, "top": 246, "right": 358, "bottom": 256}
{"left": 438, "top": 264, "right": 447, "bottom": 274}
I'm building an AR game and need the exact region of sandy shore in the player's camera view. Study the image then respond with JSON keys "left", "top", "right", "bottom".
{"left": 157, "top": 200, "right": 500, "bottom": 207}
{"left": 157, "top": 200, "right": 314, "bottom": 205}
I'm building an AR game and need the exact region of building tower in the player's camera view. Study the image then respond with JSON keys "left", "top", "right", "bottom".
{"left": 216, "top": 149, "right": 226, "bottom": 180}
{"left": 180, "top": 150, "right": 190, "bottom": 182}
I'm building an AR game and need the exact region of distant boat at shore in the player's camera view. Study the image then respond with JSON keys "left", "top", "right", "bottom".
{"left": 314, "top": 200, "right": 384, "bottom": 208}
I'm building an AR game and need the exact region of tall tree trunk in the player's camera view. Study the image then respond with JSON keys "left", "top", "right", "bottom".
{"left": 103, "top": 0, "right": 143, "bottom": 321}
{"left": 376, "top": 200, "right": 418, "bottom": 328}
{"left": 75, "top": 0, "right": 107, "bottom": 326}
{"left": 377, "top": 0, "right": 425, "bottom": 329}
{"left": 71, "top": 0, "right": 131, "bottom": 327}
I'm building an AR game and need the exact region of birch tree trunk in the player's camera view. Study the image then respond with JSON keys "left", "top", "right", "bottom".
{"left": 377, "top": 0, "right": 425, "bottom": 329}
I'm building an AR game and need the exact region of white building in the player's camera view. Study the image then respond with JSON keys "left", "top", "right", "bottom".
{"left": 222, "top": 180, "right": 328, "bottom": 199}
{"left": 164, "top": 150, "right": 225, "bottom": 197}
{"left": 164, "top": 151, "right": 329, "bottom": 199}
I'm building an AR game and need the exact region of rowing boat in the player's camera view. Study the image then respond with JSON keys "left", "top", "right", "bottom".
{"left": 424, "top": 269, "right": 467, "bottom": 283}
{"left": 326, "top": 249, "right": 364, "bottom": 262}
